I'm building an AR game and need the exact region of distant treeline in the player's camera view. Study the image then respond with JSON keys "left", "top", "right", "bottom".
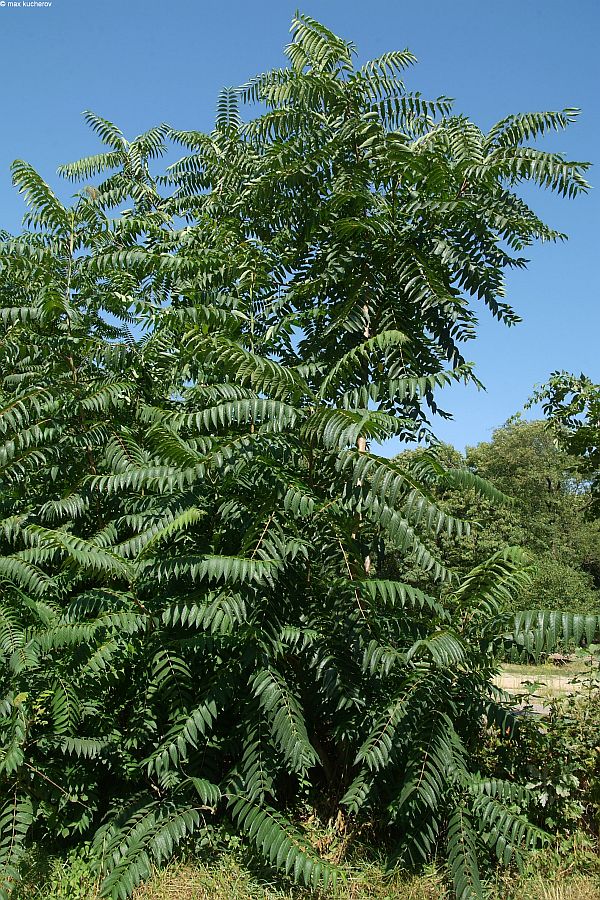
{"left": 391, "top": 417, "right": 600, "bottom": 614}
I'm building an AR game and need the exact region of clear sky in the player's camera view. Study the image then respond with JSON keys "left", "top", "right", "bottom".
{"left": 0, "top": 0, "right": 598, "bottom": 454}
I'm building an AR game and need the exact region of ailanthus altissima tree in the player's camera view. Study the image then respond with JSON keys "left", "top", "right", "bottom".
{"left": 530, "top": 372, "right": 600, "bottom": 517}
{"left": 0, "top": 15, "right": 597, "bottom": 900}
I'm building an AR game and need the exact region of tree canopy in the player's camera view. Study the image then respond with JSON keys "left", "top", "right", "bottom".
{"left": 529, "top": 373, "right": 600, "bottom": 517}
{"left": 0, "top": 14, "right": 596, "bottom": 900}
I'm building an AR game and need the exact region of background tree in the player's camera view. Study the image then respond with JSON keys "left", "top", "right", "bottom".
{"left": 529, "top": 372, "right": 600, "bottom": 517}
{"left": 467, "top": 417, "right": 600, "bottom": 610}
{"left": 390, "top": 419, "right": 600, "bottom": 613}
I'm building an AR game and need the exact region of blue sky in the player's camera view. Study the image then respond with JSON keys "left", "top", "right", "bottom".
{"left": 0, "top": 0, "right": 598, "bottom": 453}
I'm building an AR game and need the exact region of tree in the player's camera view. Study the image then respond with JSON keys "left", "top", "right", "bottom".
{"left": 0, "top": 15, "right": 596, "bottom": 900}
{"left": 391, "top": 421, "right": 600, "bottom": 613}
{"left": 467, "top": 418, "right": 600, "bottom": 610}
{"left": 530, "top": 373, "right": 600, "bottom": 517}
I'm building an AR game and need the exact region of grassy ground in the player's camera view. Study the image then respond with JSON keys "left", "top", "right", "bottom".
{"left": 16, "top": 841, "right": 600, "bottom": 900}
{"left": 502, "top": 653, "right": 599, "bottom": 680}
{"left": 133, "top": 854, "right": 600, "bottom": 900}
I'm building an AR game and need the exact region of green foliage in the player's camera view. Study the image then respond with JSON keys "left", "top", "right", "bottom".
{"left": 529, "top": 372, "right": 600, "bottom": 517}
{"left": 465, "top": 421, "right": 600, "bottom": 613}
{"left": 228, "top": 798, "right": 339, "bottom": 890}
{"left": 0, "top": 13, "right": 593, "bottom": 900}
{"left": 390, "top": 421, "right": 600, "bottom": 617}
{"left": 478, "top": 675, "right": 600, "bottom": 837}
{"left": 12, "top": 834, "right": 600, "bottom": 900}
{"left": 0, "top": 799, "right": 32, "bottom": 900}
{"left": 508, "top": 612, "right": 600, "bottom": 660}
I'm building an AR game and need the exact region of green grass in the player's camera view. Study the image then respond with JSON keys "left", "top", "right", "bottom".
{"left": 14, "top": 840, "right": 600, "bottom": 900}
{"left": 502, "top": 659, "right": 596, "bottom": 678}
{"left": 133, "top": 856, "right": 600, "bottom": 900}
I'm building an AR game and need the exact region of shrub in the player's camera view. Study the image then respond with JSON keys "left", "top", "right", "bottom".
{"left": 478, "top": 685, "right": 600, "bottom": 836}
